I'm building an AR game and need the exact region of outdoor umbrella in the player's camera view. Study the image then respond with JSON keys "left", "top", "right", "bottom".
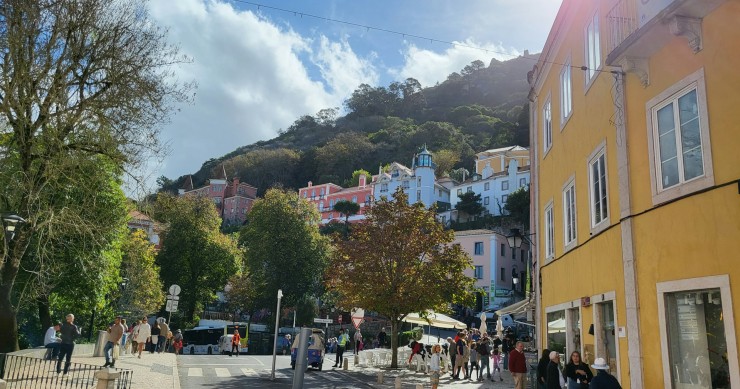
{"left": 402, "top": 310, "right": 467, "bottom": 329}
{"left": 496, "top": 318, "right": 504, "bottom": 340}
{"left": 479, "top": 311, "right": 488, "bottom": 335}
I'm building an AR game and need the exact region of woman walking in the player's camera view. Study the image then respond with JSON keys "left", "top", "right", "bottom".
{"left": 565, "top": 351, "right": 593, "bottom": 388}
{"left": 537, "top": 348, "right": 552, "bottom": 389}
{"left": 491, "top": 347, "right": 503, "bottom": 381}
{"left": 478, "top": 335, "right": 491, "bottom": 381}
{"left": 429, "top": 344, "right": 441, "bottom": 389}
{"left": 134, "top": 317, "right": 151, "bottom": 359}
{"left": 150, "top": 321, "right": 160, "bottom": 353}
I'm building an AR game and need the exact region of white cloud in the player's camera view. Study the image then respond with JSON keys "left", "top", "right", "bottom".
{"left": 145, "top": 0, "right": 376, "bottom": 183}
{"left": 392, "top": 39, "right": 520, "bottom": 88}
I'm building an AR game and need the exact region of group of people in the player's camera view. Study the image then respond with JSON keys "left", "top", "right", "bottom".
{"left": 445, "top": 330, "right": 506, "bottom": 383}
{"left": 43, "top": 314, "right": 182, "bottom": 377}
{"left": 537, "top": 349, "right": 622, "bottom": 389}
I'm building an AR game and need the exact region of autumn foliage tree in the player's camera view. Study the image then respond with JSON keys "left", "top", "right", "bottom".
{"left": 326, "top": 188, "right": 476, "bottom": 367}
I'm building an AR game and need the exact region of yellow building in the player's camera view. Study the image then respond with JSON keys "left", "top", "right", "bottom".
{"left": 528, "top": 0, "right": 740, "bottom": 388}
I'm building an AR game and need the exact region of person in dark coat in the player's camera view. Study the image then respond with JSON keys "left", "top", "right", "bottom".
{"left": 537, "top": 348, "right": 551, "bottom": 389}
{"left": 589, "top": 358, "right": 622, "bottom": 389}
{"left": 565, "top": 351, "right": 593, "bottom": 388}
{"left": 546, "top": 351, "right": 564, "bottom": 389}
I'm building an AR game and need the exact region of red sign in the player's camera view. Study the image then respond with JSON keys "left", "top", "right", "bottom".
{"left": 352, "top": 317, "right": 363, "bottom": 329}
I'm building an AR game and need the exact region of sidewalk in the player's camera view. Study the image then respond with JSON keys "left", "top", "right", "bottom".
{"left": 74, "top": 351, "right": 179, "bottom": 389}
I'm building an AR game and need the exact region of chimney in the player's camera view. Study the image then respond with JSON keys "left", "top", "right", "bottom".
{"left": 308, "top": 181, "right": 313, "bottom": 187}
{"left": 359, "top": 174, "right": 366, "bottom": 188}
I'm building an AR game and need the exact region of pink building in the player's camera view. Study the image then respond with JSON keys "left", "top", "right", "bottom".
{"left": 298, "top": 174, "right": 373, "bottom": 224}
{"left": 179, "top": 166, "right": 258, "bottom": 226}
{"left": 453, "top": 229, "right": 531, "bottom": 310}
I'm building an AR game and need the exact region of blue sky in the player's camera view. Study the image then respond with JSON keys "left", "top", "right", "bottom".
{"left": 136, "top": 0, "right": 562, "bottom": 194}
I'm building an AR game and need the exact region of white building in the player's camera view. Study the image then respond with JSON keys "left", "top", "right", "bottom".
{"left": 451, "top": 158, "right": 530, "bottom": 219}
{"left": 372, "top": 147, "right": 450, "bottom": 209}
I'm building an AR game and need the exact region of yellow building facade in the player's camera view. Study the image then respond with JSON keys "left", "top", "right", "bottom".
{"left": 529, "top": 0, "right": 740, "bottom": 388}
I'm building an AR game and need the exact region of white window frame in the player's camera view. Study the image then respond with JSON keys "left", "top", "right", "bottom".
{"left": 646, "top": 68, "right": 714, "bottom": 205}
{"left": 656, "top": 275, "right": 739, "bottom": 388}
{"left": 560, "top": 57, "right": 573, "bottom": 128}
{"left": 591, "top": 291, "right": 621, "bottom": 383}
{"left": 474, "top": 265, "right": 484, "bottom": 279}
{"left": 545, "top": 299, "right": 583, "bottom": 358}
{"left": 544, "top": 200, "right": 554, "bottom": 260}
{"left": 542, "top": 95, "right": 553, "bottom": 155}
{"left": 562, "top": 176, "right": 577, "bottom": 251}
{"left": 588, "top": 141, "right": 609, "bottom": 233}
{"left": 584, "top": 10, "right": 601, "bottom": 89}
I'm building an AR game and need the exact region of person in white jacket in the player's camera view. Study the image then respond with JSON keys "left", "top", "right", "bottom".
{"left": 133, "top": 317, "right": 151, "bottom": 359}
{"left": 44, "top": 323, "right": 62, "bottom": 360}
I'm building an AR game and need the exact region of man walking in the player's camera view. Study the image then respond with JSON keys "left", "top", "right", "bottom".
{"left": 378, "top": 328, "right": 387, "bottom": 348}
{"left": 44, "top": 323, "right": 61, "bottom": 360}
{"left": 333, "top": 329, "right": 349, "bottom": 367}
{"left": 57, "top": 314, "right": 81, "bottom": 377}
{"left": 157, "top": 319, "right": 170, "bottom": 353}
{"left": 509, "top": 341, "right": 528, "bottom": 389}
{"left": 103, "top": 316, "right": 125, "bottom": 368}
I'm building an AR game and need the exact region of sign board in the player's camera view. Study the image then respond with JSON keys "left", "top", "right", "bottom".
{"left": 351, "top": 307, "right": 364, "bottom": 329}
{"left": 166, "top": 295, "right": 179, "bottom": 301}
{"left": 313, "top": 318, "right": 333, "bottom": 324}
{"left": 165, "top": 299, "right": 179, "bottom": 312}
{"left": 581, "top": 296, "right": 591, "bottom": 307}
{"left": 352, "top": 317, "right": 363, "bottom": 329}
{"left": 168, "top": 284, "right": 181, "bottom": 296}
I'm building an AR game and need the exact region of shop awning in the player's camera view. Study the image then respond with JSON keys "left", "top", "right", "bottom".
{"left": 495, "top": 298, "right": 533, "bottom": 316}
{"left": 402, "top": 310, "right": 467, "bottom": 329}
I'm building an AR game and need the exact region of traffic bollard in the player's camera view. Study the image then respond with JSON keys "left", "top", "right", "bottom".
{"left": 377, "top": 372, "right": 384, "bottom": 383}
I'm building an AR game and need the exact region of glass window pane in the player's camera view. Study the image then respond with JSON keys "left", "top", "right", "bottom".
{"left": 683, "top": 148, "right": 705, "bottom": 181}
{"left": 679, "top": 90, "right": 703, "bottom": 181}
{"left": 662, "top": 158, "right": 680, "bottom": 188}
{"left": 665, "top": 288, "right": 729, "bottom": 389}
{"left": 600, "top": 301, "right": 617, "bottom": 371}
{"left": 547, "top": 310, "right": 566, "bottom": 354}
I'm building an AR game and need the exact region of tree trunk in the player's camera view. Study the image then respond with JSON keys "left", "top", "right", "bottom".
{"left": 0, "top": 293, "right": 20, "bottom": 352}
{"left": 37, "top": 295, "right": 52, "bottom": 334}
{"left": 390, "top": 319, "right": 398, "bottom": 368}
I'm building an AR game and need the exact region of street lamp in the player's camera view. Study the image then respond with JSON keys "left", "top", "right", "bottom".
{"left": 512, "top": 266, "right": 519, "bottom": 292}
{"left": 271, "top": 289, "right": 283, "bottom": 380}
{"left": 2, "top": 213, "right": 27, "bottom": 244}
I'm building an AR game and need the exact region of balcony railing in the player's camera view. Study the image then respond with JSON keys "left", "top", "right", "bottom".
{"left": 606, "top": 0, "right": 638, "bottom": 54}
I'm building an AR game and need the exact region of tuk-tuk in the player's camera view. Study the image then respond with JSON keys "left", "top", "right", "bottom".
{"left": 290, "top": 328, "right": 325, "bottom": 371}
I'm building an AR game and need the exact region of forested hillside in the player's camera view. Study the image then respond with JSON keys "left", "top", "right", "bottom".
{"left": 159, "top": 54, "right": 537, "bottom": 195}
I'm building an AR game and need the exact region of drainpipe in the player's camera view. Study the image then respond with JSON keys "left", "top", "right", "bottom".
{"left": 612, "top": 70, "right": 644, "bottom": 389}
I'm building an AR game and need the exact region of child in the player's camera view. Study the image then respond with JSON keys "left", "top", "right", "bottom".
{"left": 492, "top": 346, "right": 503, "bottom": 381}
{"left": 429, "top": 344, "right": 441, "bottom": 389}
{"left": 469, "top": 341, "right": 479, "bottom": 380}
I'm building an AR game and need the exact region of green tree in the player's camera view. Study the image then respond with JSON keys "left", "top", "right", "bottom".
{"left": 294, "top": 296, "right": 319, "bottom": 327}
{"left": 326, "top": 188, "right": 475, "bottom": 368}
{"left": 504, "top": 187, "right": 530, "bottom": 230}
{"left": 154, "top": 194, "right": 242, "bottom": 322}
{"left": 239, "top": 189, "right": 331, "bottom": 311}
{"left": 433, "top": 149, "right": 460, "bottom": 177}
{"left": 455, "top": 192, "right": 485, "bottom": 221}
{"left": 314, "top": 133, "right": 374, "bottom": 181}
{"left": 118, "top": 230, "right": 166, "bottom": 318}
{"left": 0, "top": 0, "right": 190, "bottom": 351}
{"left": 333, "top": 200, "right": 360, "bottom": 237}
{"left": 349, "top": 169, "right": 373, "bottom": 187}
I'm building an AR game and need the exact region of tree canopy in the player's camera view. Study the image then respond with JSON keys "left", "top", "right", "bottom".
{"left": 118, "top": 230, "right": 166, "bottom": 319}
{"left": 455, "top": 192, "right": 485, "bottom": 221}
{"left": 239, "top": 189, "right": 331, "bottom": 311}
{"left": 326, "top": 188, "right": 475, "bottom": 367}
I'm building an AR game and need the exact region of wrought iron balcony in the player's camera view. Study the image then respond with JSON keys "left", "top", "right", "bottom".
{"left": 605, "top": 0, "right": 638, "bottom": 55}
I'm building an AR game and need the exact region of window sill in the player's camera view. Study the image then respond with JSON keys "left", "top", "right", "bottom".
{"left": 560, "top": 113, "right": 573, "bottom": 132}
{"left": 564, "top": 240, "right": 578, "bottom": 253}
{"left": 590, "top": 218, "right": 610, "bottom": 236}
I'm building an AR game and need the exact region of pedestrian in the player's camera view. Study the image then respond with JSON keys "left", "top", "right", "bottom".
{"left": 134, "top": 317, "right": 151, "bottom": 359}
{"left": 463, "top": 338, "right": 471, "bottom": 379}
{"left": 44, "top": 322, "right": 62, "bottom": 360}
{"left": 502, "top": 333, "right": 512, "bottom": 370}
{"left": 509, "top": 341, "right": 528, "bottom": 389}
{"left": 56, "top": 314, "right": 81, "bottom": 377}
{"left": 537, "top": 348, "right": 552, "bottom": 389}
{"left": 468, "top": 340, "right": 479, "bottom": 380}
{"left": 492, "top": 347, "right": 503, "bottom": 381}
{"left": 353, "top": 329, "right": 362, "bottom": 355}
{"left": 230, "top": 329, "right": 241, "bottom": 357}
{"left": 157, "top": 319, "right": 169, "bottom": 353}
{"left": 103, "top": 316, "right": 125, "bottom": 368}
{"left": 453, "top": 332, "right": 468, "bottom": 379}
{"left": 120, "top": 319, "right": 129, "bottom": 355}
{"left": 547, "top": 351, "right": 565, "bottom": 389}
{"left": 589, "top": 358, "right": 621, "bottom": 389}
{"left": 378, "top": 327, "right": 387, "bottom": 348}
{"left": 429, "top": 344, "right": 441, "bottom": 389}
{"left": 150, "top": 320, "right": 160, "bottom": 353}
{"left": 333, "top": 329, "right": 349, "bottom": 367}
{"left": 565, "top": 351, "right": 593, "bottom": 388}
{"left": 173, "top": 329, "right": 183, "bottom": 355}
{"left": 478, "top": 334, "right": 491, "bottom": 381}
{"left": 446, "top": 337, "right": 456, "bottom": 376}
{"left": 130, "top": 320, "right": 139, "bottom": 353}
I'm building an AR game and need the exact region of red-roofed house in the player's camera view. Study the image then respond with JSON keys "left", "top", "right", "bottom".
{"left": 298, "top": 174, "right": 373, "bottom": 224}
{"left": 179, "top": 166, "right": 258, "bottom": 226}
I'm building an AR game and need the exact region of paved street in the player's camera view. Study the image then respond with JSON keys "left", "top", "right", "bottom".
{"left": 176, "top": 352, "right": 523, "bottom": 388}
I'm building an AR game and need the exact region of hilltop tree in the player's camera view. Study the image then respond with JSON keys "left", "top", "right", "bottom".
{"left": 349, "top": 169, "right": 373, "bottom": 187}
{"left": 239, "top": 189, "right": 331, "bottom": 310}
{"left": 0, "top": 0, "right": 190, "bottom": 351}
{"left": 154, "top": 194, "right": 242, "bottom": 322}
{"left": 326, "top": 189, "right": 475, "bottom": 368}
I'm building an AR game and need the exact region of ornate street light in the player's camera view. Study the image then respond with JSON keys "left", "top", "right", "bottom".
{"left": 2, "top": 213, "right": 27, "bottom": 244}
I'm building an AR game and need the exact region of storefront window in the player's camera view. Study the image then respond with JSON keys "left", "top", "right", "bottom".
{"left": 665, "top": 288, "right": 730, "bottom": 388}
{"left": 547, "top": 310, "right": 566, "bottom": 354}
{"left": 599, "top": 301, "right": 617, "bottom": 371}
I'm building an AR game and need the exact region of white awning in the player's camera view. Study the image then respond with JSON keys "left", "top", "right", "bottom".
{"left": 495, "top": 298, "right": 532, "bottom": 316}
{"left": 402, "top": 310, "right": 467, "bottom": 329}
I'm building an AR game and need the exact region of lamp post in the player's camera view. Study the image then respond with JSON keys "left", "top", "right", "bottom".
{"left": 511, "top": 266, "right": 519, "bottom": 295}
{"left": 1, "top": 213, "right": 27, "bottom": 246}
{"left": 271, "top": 289, "right": 283, "bottom": 380}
